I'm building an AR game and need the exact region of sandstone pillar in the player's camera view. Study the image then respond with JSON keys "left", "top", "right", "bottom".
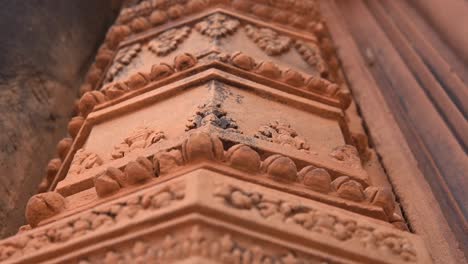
{"left": 0, "top": 1, "right": 432, "bottom": 263}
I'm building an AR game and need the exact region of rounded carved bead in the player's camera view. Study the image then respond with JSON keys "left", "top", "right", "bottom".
{"left": 298, "top": 166, "right": 331, "bottom": 192}
{"left": 106, "top": 25, "right": 131, "bottom": 49}
{"left": 167, "top": 4, "right": 184, "bottom": 19}
{"left": 252, "top": 4, "right": 272, "bottom": 19}
{"left": 130, "top": 17, "right": 151, "bottom": 33}
{"left": 125, "top": 157, "right": 155, "bottom": 185}
{"left": 94, "top": 173, "right": 121, "bottom": 198}
{"left": 255, "top": 61, "right": 282, "bottom": 79}
{"left": 103, "top": 82, "right": 130, "bottom": 100}
{"left": 46, "top": 158, "right": 62, "bottom": 182}
{"left": 282, "top": 69, "right": 305, "bottom": 87}
{"left": 272, "top": 11, "right": 289, "bottom": 24}
{"left": 126, "top": 72, "right": 149, "bottom": 90}
{"left": 337, "top": 89, "right": 351, "bottom": 109}
{"left": 79, "top": 91, "right": 108, "bottom": 117}
{"left": 68, "top": 116, "right": 84, "bottom": 138}
{"left": 149, "top": 63, "right": 174, "bottom": 81}
{"left": 365, "top": 186, "right": 395, "bottom": 216}
{"left": 153, "top": 149, "right": 183, "bottom": 175}
{"left": 305, "top": 77, "right": 330, "bottom": 93}
{"left": 95, "top": 47, "right": 114, "bottom": 69}
{"left": 182, "top": 132, "right": 224, "bottom": 162}
{"left": 324, "top": 83, "right": 339, "bottom": 96}
{"left": 79, "top": 83, "right": 93, "bottom": 96}
{"left": 37, "top": 178, "right": 49, "bottom": 193}
{"left": 149, "top": 10, "right": 168, "bottom": 25}
{"left": 332, "top": 176, "right": 365, "bottom": 201}
{"left": 231, "top": 0, "right": 252, "bottom": 11}
{"left": 289, "top": 16, "right": 307, "bottom": 28}
{"left": 186, "top": 0, "right": 209, "bottom": 13}
{"left": 26, "top": 192, "right": 66, "bottom": 227}
{"left": 231, "top": 52, "right": 256, "bottom": 71}
{"left": 174, "top": 53, "right": 197, "bottom": 71}
{"left": 56, "top": 137, "right": 73, "bottom": 160}
{"left": 108, "top": 166, "right": 127, "bottom": 184}
{"left": 226, "top": 144, "right": 261, "bottom": 173}
{"left": 261, "top": 154, "right": 297, "bottom": 181}
{"left": 86, "top": 66, "right": 102, "bottom": 87}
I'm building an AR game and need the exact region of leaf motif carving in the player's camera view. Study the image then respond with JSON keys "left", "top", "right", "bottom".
{"left": 195, "top": 13, "right": 240, "bottom": 39}
{"left": 245, "top": 25, "right": 292, "bottom": 56}
{"left": 147, "top": 26, "right": 191, "bottom": 56}
{"left": 104, "top": 43, "right": 142, "bottom": 83}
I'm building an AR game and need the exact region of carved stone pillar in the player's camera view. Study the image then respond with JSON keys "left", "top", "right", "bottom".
{"left": 0, "top": 1, "right": 432, "bottom": 263}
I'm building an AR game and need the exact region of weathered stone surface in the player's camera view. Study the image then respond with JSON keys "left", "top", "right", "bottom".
{"left": 0, "top": 1, "right": 443, "bottom": 263}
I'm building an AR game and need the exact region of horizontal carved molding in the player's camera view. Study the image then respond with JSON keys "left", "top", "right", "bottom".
{"left": 0, "top": 172, "right": 429, "bottom": 264}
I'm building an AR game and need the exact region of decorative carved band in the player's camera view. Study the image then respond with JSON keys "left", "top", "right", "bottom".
{"left": 0, "top": 181, "right": 185, "bottom": 263}
{"left": 79, "top": 225, "right": 320, "bottom": 264}
{"left": 214, "top": 183, "right": 416, "bottom": 262}
{"left": 81, "top": 133, "right": 394, "bottom": 223}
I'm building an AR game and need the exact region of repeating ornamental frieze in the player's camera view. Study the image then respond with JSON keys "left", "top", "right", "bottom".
{"left": 111, "top": 126, "right": 165, "bottom": 160}
{"left": 214, "top": 183, "right": 417, "bottom": 262}
{"left": 254, "top": 120, "right": 310, "bottom": 151}
{"left": 79, "top": 226, "right": 320, "bottom": 264}
{"left": 84, "top": 133, "right": 396, "bottom": 222}
{"left": 116, "top": 0, "right": 321, "bottom": 34}
{"left": 147, "top": 26, "right": 191, "bottom": 56}
{"left": 195, "top": 13, "right": 240, "bottom": 39}
{"left": 245, "top": 25, "right": 292, "bottom": 56}
{"left": 90, "top": 51, "right": 350, "bottom": 113}
{"left": 0, "top": 181, "right": 185, "bottom": 263}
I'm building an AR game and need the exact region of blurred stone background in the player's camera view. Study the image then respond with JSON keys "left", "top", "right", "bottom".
{"left": 0, "top": 0, "right": 121, "bottom": 238}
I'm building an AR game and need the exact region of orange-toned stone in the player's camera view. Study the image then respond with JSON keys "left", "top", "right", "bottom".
{"left": 25, "top": 192, "right": 65, "bottom": 227}
{"left": 0, "top": 2, "right": 437, "bottom": 264}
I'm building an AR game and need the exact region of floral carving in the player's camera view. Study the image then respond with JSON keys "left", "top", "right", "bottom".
{"left": 295, "top": 40, "right": 328, "bottom": 76}
{"left": 254, "top": 120, "right": 309, "bottom": 150}
{"left": 0, "top": 182, "right": 185, "bottom": 262}
{"left": 79, "top": 226, "right": 317, "bottom": 264}
{"left": 69, "top": 149, "right": 103, "bottom": 176}
{"left": 245, "top": 25, "right": 292, "bottom": 55}
{"left": 111, "top": 126, "right": 165, "bottom": 160}
{"left": 185, "top": 102, "right": 239, "bottom": 132}
{"left": 214, "top": 184, "right": 417, "bottom": 262}
{"left": 147, "top": 26, "right": 191, "bottom": 56}
{"left": 195, "top": 13, "right": 240, "bottom": 39}
{"left": 104, "top": 43, "right": 142, "bottom": 83}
